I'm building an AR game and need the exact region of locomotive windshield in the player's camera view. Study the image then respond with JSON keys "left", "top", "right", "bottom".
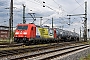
{"left": 17, "top": 25, "right": 28, "bottom": 30}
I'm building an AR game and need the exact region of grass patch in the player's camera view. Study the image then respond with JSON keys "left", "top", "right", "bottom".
{"left": 87, "top": 40, "right": 90, "bottom": 45}
{"left": 80, "top": 40, "right": 90, "bottom": 60}
{"left": 80, "top": 54, "right": 90, "bottom": 60}
{"left": 0, "top": 39, "right": 14, "bottom": 44}
{"left": 80, "top": 40, "right": 90, "bottom": 45}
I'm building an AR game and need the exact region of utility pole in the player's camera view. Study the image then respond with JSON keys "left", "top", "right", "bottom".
{"left": 84, "top": 1, "right": 87, "bottom": 42}
{"left": 52, "top": 17, "right": 54, "bottom": 37}
{"left": 9, "top": 0, "right": 13, "bottom": 43}
{"left": 6, "top": 0, "right": 13, "bottom": 43}
{"left": 67, "top": 1, "right": 87, "bottom": 42}
{"left": 23, "top": 4, "right": 26, "bottom": 24}
{"left": 80, "top": 27, "right": 81, "bottom": 41}
{"left": 40, "top": 17, "right": 43, "bottom": 26}
{"left": 9, "top": 19, "right": 11, "bottom": 43}
{"left": 88, "top": 29, "right": 89, "bottom": 40}
{"left": 52, "top": 18, "right": 53, "bottom": 29}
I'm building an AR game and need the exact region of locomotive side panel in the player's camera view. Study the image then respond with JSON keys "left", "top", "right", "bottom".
{"left": 36, "top": 27, "right": 55, "bottom": 39}
{"left": 38, "top": 27, "right": 49, "bottom": 38}
{"left": 29, "top": 24, "right": 36, "bottom": 39}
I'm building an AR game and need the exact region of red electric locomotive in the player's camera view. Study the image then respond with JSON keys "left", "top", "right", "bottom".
{"left": 14, "top": 23, "right": 57, "bottom": 45}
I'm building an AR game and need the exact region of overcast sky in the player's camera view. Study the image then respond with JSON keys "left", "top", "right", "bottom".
{"left": 0, "top": 0, "right": 90, "bottom": 36}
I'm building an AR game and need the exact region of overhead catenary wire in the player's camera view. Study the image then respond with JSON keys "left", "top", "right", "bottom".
{"left": 25, "top": 0, "right": 60, "bottom": 17}
{"left": 74, "top": 0, "right": 84, "bottom": 9}
{"left": 0, "top": 0, "right": 89, "bottom": 28}
{"left": 27, "top": 0, "right": 87, "bottom": 28}
{"left": 69, "top": 2, "right": 85, "bottom": 14}
{"left": 47, "top": 0, "right": 69, "bottom": 16}
{"left": 28, "top": 0, "right": 43, "bottom": 9}
{"left": 34, "top": 0, "right": 60, "bottom": 14}
{"left": 18, "top": 0, "right": 67, "bottom": 18}
{"left": 52, "top": 0, "right": 60, "bottom": 6}
{"left": 52, "top": 0, "right": 77, "bottom": 17}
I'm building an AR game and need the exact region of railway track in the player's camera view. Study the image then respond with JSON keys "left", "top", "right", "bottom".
{"left": 0, "top": 42, "right": 89, "bottom": 60}
{"left": 0, "top": 43, "right": 65, "bottom": 57}
{"left": 11, "top": 44, "right": 89, "bottom": 60}
{"left": 0, "top": 41, "right": 85, "bottom": 48}
{"left": 0, "top": 43, "right": 24, "bottom": 48}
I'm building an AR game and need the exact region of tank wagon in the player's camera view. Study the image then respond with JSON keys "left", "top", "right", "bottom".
{"left": 14, "top": 23, "right": 79, "bottom": 45}
{"left": 55, "top": 28, "right": 79, "bottom": 41}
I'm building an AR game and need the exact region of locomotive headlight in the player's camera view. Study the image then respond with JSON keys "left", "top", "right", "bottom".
{"left": 23, "top": 32, "right": 27, "bottom": 34}
{"left": 15, "top": 32, "right": 19, "bottom": 34}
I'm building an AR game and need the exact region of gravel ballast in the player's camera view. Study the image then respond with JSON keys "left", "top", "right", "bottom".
{"left": 53, "top": 47, "right": 90, "bottom": 60}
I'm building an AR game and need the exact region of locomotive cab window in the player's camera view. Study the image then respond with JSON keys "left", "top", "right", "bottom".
{"left": 17, "top": 25, "right": 28, "bottom": 30}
